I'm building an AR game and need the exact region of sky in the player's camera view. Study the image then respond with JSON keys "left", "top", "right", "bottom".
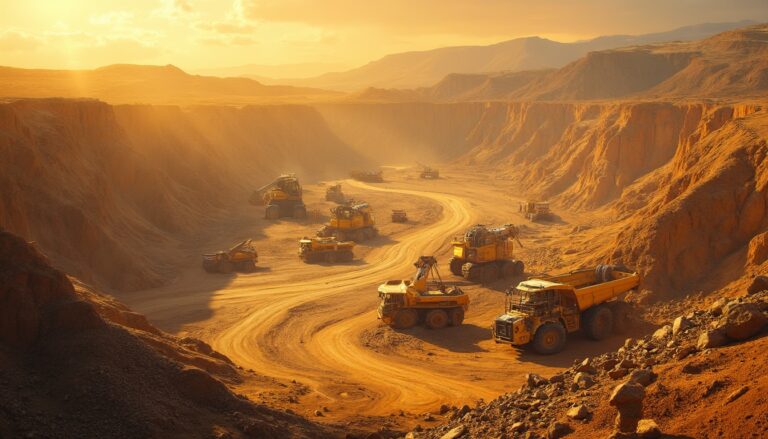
{"left": 0, "top": 0, "right": 766, "bottom": 76}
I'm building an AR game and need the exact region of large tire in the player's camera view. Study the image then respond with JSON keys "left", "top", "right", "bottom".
{"left": 425, "top": 309, "right": 449, "bottom": 329}
{"left": 324, "top": 252, "right": 337, "bottom": 264}
{"left": 393, "top": 309, "right": 418, "bottom": 329}
{"left": 583, "top": 305, "right": 614, "bottom": 340}
{"left": 449, "top": 257, "right": 464, "bottom": 276}
{"left": 339, "top": 250, "right": 354, "bottom": 262}
{"left": 610, "top": 301, "right": 634, "bottom": 334}
{"left": 238, "top": 260, "right": 256, "bottom": 272}
{"left": 293, "top": 204, "right": 307, "bottom": 219}
{"left": 513, "top": 260, "right": 525, "bottom": 276}
{"left": 449, "top": 308, "right": 465, "bottom": 326}
{"left": 219, "top": 260, "right": 234, "bottom": 274}
{"left": 265, "top": 205, "right": 280, "bottom": 220}
{"left": 500, "top": 260, "right": 516, "bottom": 278}
{"left": 532, "top": 322, "right": 567, "bottom": 355}
{"left": 462, "top": 263, "right": 480, "bottom": 281}
{"left": 483, "top": 264, "right": 500, "bottom": 282}
{"left": 361, "top": 228, "right": 373, "bottom": 240}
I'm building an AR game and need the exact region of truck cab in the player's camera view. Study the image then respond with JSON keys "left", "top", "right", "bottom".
{"left": 493, "top": 265, "right": 640, "bottom": 354}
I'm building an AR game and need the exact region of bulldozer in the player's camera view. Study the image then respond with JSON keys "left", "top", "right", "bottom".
{"left": 493, "top": 265, "right": 639, "bottom": 354}
{"left": 298, "top": 236, "right": 355, "bottom": 263}
{"left": 350, "top": 170, "right": 383, "bottom": 182}
{"left": 449, "top": 224, "right": 524, "bottom": 282}
{"left": 202, "top": 240, "right": 258, "bottom": 273}
{"left": 377, "top": 256, "right": 469, "bottom": 329}
{"left": 325, "top": 184, "right": 345, "bottom": 203}
{"left": 520, "top": 201, "right": 551, "bottom": 222}
{"left": 249, "top": 174, "right": 306, "bottom": 220}
{"left": 317, "top": 201, "right": 377, "bottom": 242}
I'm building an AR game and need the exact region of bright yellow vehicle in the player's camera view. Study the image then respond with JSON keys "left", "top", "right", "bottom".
{"left": 298, "top": 236, "right": 355, "bottom": 263}
{"left": 449, "top": 224, "right": 524, "bottom": 281}
{"left": 202, "top": 240, "right": 258, "bottom": 273}
{"left": 520, "top": 201, "right": 552, "bottom": 222}
{"left": 249, "top": 174, "right": 306, "bottom": 220}
{"left": 493, "top": 265, "right": 640, "bottom": 354}
{"left": 378, "top": 256, "right": 469, "bottom": 329}
{"left": 317, "top": 201, "right": 377, "bottom": 242}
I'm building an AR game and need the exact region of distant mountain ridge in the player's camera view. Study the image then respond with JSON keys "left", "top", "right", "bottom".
{"left": 262, "top": 20, "right": 755, "bottom": 91}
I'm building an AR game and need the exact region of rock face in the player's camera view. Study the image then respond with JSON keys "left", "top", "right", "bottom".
{"left": 0, "top": 230, "right": 334, "bottom": 439}
{"left": 609, "top": 382, "right": 645, "bottom": 433}
{"left": 747, "top": 275, "right": 768, "bottom": 295}
{"left": 0, "top": 229, "right": 102, "bottom": 348}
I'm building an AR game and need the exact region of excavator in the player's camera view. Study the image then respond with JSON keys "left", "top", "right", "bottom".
{"left": 317, "top": 201, "right": 377, "bottom": 242}
{"left": 377, "top": 256, "right": 469, "bottom": 329}
{"left": 249, "top": 174, "right": 306, "bottom": 220}
{"left": 449, "top": 224, "right": 525, "bottom": 281}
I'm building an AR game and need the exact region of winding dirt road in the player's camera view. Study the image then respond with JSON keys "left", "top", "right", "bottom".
{"left": 129, "top": 179, "right": 571, "bottom": 421}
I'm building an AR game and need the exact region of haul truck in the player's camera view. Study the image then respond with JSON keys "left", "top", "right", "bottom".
{"left": 378, "top": 256, "right": 469, "bottom": 329}
{"left": 493, "top": 265, "right": 640, "bottom": 354}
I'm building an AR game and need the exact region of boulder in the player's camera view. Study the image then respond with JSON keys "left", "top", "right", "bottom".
{"left": 573, "top": 372, "right": 595, "bottom": 389}
{"left": 576, "top": 358, "right": 597, "bottom": 374}
{"left": 724, "top": 386, "right": 749, "bottom": 405}
{"left": 609, "top": 368, "right": 629, "bottom": 380}
{"left": 697, "top": 330, "right": 728, "bottom": 350}
{"left": 526, "top": 373, "right": 549, "bottom": 388}
{"left": 637, "top": 419, "right": 661, "bottom": 438}
{"left": 547, "top": 422, "right": 572, "bottom": 439}
{"left": 566, "top": 405, "right": 590, "bottom": 420}
{"left": 709, "top": 298, "right": 728, "bottom": 316}
{"left": 675, "top": 345, "right": 697, "bottom": 360}
{"left": 672, "top": 316, "right": 690, "bottom": 336}
{"left": 628, "top": 369, "right": 657, "bottom": 387}
{"left": 719, "top": 303, "right": 767, "bottom": 340}
{"left": 440, "top": 425, "right": 466, "bottom": 439}
{"left": 652, "top": 325, "right": 671, "bottom": 340}
{"left": 610, "top": 382, "right": 645, "bottom": 434}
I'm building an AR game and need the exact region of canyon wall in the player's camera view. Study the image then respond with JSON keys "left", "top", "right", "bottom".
{"left": 0, "top": 99, "right": 367, "bottom": 291}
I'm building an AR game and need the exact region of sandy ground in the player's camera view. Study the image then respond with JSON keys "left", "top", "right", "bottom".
{"left": 125, "top": 167, "right": 630, "bottom": 431}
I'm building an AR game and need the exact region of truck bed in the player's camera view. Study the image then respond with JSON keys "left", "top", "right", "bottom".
{"left": 535, "top": 267, "right": 640, "bottom": 311}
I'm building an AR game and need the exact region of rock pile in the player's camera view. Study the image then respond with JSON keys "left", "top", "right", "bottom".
{"left": 420, "top": 286, "right": 768, "bottom": 439}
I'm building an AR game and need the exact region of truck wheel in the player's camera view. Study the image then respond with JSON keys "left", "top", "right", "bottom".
{"left": 265, "top": 205, "right": 281, "bottom": 220}
{"left": 483, "top": 264, "right": 500, "bottom": 281}
{"left": 340, "top": 250, "right": 354, "bottom": 262}
{"left": 513, "top": 260, "right": 525, "bottom": 276}
{"left": 239, "top": 261, "right": 256, "bottom": 272}
{"left": 449, "top": 257, "right": 464, "bottom": 276}
{"left": 449, "top": 308, "right": 464, "bottom": 326}
{"left": 293, "top": 204, "right": 307, "bottom": 219}
{"left": 219, "top": 261, "right": 234, "bottom": 274}
{"left": 425, "top": 310, "right": 449, "bottom": 329}
{"left": 462, "top": 263, "right": 480, "bottom": 281}
{"left": 393, "top": 309, "right": 418, "bottom": 329}
{"left": 610, "top": 301, "right": 634, "bottom": 334}
{"left": 500, "top": 260, "right": 515, "bottom": 277}
{"left": 583, "top": 305, "right": 614, "bottom": 340}
{"left": 324, "top": 252, "right": 337, "bottom": 264}
{"left": 532, "top": 322, "right": 566, "bottom": 355}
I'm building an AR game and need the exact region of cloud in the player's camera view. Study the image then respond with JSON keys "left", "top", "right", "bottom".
{"left": 0, "top": 30, "right": 43, "bottom": 52}
{"left": 153, "top": 0, "right": 195, "bottom": 20}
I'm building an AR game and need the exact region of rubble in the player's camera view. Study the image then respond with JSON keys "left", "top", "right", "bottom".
{"left": 421, "top": 288, "right": 767, "bottom": 439}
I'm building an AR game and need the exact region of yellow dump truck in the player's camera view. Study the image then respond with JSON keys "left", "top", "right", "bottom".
{"left": 493, "top": 265, "right": 640, "bottom": 354}
{"left": 202, "top": 240, "right": 258, "bottom": 273}
{"left": 377, "top": 256, "right": 469, "bottom": 329}
{"left": 249, "top": 174, "right": 306, "bottom": 219}
{"left": 449, "top": 224, "right": 524, "bottom": 281}
{"left": 317, "top": 202, "right": 377, "bottom": 242}
{"left": 298, "top": 236, "right": 355, "bottom": 263}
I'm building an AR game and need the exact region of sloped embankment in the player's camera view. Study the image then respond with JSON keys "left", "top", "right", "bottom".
{"left": 0, "top": 98, "right": 367, "bottom": 291}
{"left": 0, "top": 228, "right": 337, "bottom": 438}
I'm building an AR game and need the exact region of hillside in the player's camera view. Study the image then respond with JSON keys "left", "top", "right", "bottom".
{"left": 0, "top": 98, "right": 368, "bottom": 290}
{"left": 0, "top": 64, "right": 339, "bottom": 105}
{"left": 0, "top": 229, "right": 339, "bottom": 438}
{"left": 353, "top": 23, "right": 768, "bottom": 103}
{"left": 268, "top": 21, "right": 753, "bottom": 91}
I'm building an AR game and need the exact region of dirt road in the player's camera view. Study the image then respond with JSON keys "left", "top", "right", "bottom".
{"left": 128, "top": 176, "right": 617, "bottom": 426}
